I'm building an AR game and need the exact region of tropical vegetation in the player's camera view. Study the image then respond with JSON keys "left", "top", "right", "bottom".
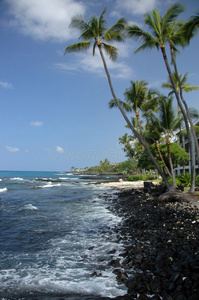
{"left": 65, "top": 3, "right": 199, "bottom": 193}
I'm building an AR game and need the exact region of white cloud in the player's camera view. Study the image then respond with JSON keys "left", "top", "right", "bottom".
{"left": 56, "top": 47, "right": 134, "bottom": 79}
{"left": 56, "top": 146, "right": 64, "bottom": 153}
{"left": 30, "top": 121, "right": 43, "bottom": 126}
{"left": 5, "top": 146, "right": 20, "bottom": 152}
{"left": 6, "top": 0, "right": 86, "bottom": 42}
{"left": 115, "top": 0, "right": 157, "bottom": 15}
{"left": 0, "top": 81, "right": 13, "bottom": 89}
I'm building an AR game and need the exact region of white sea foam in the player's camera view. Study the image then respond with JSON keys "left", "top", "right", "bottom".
{"left": 10, "top": 177, "right": 24, "bottom": 181}
{"left": 0, "top": 187, "right": 7, "bottom": 193}
{"left": 23, "top": 204, "right": 38, "bottom": 211}
{"left": 41, "top": 182, "right": 61, "bottom": 188}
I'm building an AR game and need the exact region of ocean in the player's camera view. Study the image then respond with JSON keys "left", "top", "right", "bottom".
{"left": 0, "top": 171, "right": 127, "bottom": 299}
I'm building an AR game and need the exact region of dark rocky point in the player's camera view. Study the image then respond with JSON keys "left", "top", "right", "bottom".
{"left": 105, "top": 184, "right": 199, "bottom": 299}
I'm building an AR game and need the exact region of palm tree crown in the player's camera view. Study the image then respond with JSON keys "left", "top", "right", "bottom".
{"left": 162, "top": 72, "right": 199, "bottom": 95}
{"left": 65, "top": 7, "right": 127, "bottom": 61}
{"left": 126, "top": 3, "right": 185, "bottom": 52}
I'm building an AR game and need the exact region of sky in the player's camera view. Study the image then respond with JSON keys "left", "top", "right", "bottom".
{"left": 0, "top": 0, "right": 199, "bottom": 171}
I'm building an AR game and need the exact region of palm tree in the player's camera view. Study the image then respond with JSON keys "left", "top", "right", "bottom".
{"left": 126, "top": 3, "right": 195, "bottom": 193}
{"left": 118, "top": 134, "right": 137, "bottom": 169}
{"left": 159, "top": 96, "right": 183, "bottom": 187}
{"left": 162, "top": 72, "right": 199, "bottom": 95}
{"left": 65, "top": 8, "right": 173, "bottom": 190}
{"left": 166, "top": 19, "right": 199, "bottom": 179}
{"left": 109, "top": 80, "right": 148, "bottom": 138}
{"left": 124, "top": 80, "right": 148, "bottom": 139}
{"left": 143, "top": 95, "right": 172, "bottom": 177}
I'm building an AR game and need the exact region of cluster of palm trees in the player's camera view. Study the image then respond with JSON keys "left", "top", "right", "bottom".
{"left": 64, "top": 4, "right": 199, "bottom": 193}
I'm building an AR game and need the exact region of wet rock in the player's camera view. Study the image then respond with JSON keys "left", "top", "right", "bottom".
{"left": 104, "top": 186, "right": 199, "bottom": 299}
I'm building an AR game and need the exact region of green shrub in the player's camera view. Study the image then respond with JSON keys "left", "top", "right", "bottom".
{"left": 127, "top": 174, "right": 156, "bottom": 181}
{"left": 177, "top": 173, "right": 191, "bottom": 187}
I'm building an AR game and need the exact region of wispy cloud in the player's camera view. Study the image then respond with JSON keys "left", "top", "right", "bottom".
{"left": 30, "top": 121, "right": 43, "bottom": 127}
{"left": 56, "top": 146, "right": 64, "bottom": 153}
{"left": 56, "top": 48, "right": 134, "bottom": 79}
{"left": 5, "top": 146, "right": 19, "bottom": 152}
{"left": 0, "top": 81, "right": 13, "bottom": 89}
{"left": 6, "top": 0, "right": 86, "bottom": 42}
{"left": 115, "top": 0, "right": 157, "bottom": 15}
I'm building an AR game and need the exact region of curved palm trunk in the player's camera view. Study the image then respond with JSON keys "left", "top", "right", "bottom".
{"left": 170, "top": 45, "right": 199, "bottom": 175}
{"left": 125, "top": 146, "right": 138, "bottom": 169}
{"left": 98, "top": 45, "right": 174, "bottom": 191}
{"left": 155, "top": 143, "right": 172, "bottom": 176}
{"left": 161, "top": 46, "right": 195, "bottom": 193}
{"left": 166, "top": 131, "right": 177, "bottom": 188}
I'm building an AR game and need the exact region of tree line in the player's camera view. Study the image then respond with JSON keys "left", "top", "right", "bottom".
{"left": 65, "top": 3, "right": 199, "bottom": 193}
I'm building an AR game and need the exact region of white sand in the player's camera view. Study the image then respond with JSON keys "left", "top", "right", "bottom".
{"left": 100, "top": 180, "right": 144, "bottom": 190}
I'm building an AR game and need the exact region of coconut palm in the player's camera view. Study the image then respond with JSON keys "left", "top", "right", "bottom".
{"left": 118, "top": 134, "right": 137, "bottom": 169}
{"left": 159, "top": 96, "right": 183, "bottom": 187}
{"left": 166, "top": 18, "right": 199, "bottom": 182}
{"left": 145, "top": 118, "right": 172, "bottom": 177}
{"left": 109, "top": 80, "right": 148, "bottom": 138}
{"left": 162, "top": 72, "right": 199, "bottom": 95}
{"left": 142, "top": 93, "right": 172, "bottom": 177}
{"left": 126, "top": 3, "right": 195, "bottom": 193}
{"left": 124, "top": 80, "right": 148, "bottom": 138}
{"left": 65, "top": 8, "right": 173, "bottom": 190}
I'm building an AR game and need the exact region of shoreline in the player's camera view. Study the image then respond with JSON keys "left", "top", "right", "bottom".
{"left": 103, "top": 184, "right": 199, "bottom": 299}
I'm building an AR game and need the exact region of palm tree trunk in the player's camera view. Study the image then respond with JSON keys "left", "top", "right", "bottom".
{"left": 126, "top": 148, "right": 138, "bottom": 169}
{"left": 155, "top": 143, "right": 172, "bottom": 176}
{"left": 161, "top": 46, "right": 195, "bottom": 193}
{"left": 170, "top": 46, "right": 199, "bottom": 174}
{"left": 98, "top": 45, "right": 174, "bottom": 191}
{"left": 166, "top": 131, "right": 177, "bottom": 188}
{"left": 171, "top": 47, "right": 199, "bottom": 155}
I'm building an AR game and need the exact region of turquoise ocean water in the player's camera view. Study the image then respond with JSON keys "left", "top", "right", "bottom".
{"left": 0, "top": 171, "right": 126, "bottom": 299}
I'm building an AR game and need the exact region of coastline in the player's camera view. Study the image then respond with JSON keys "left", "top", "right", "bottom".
{"left": 102, "top": 183, "right": 199, "bottom": 299}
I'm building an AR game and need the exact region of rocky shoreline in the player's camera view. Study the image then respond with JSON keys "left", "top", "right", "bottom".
{"left": 104, "top": 185, "right": 199, "bottom": 300}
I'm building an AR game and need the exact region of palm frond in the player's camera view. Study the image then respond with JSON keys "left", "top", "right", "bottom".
{"left": 104, "top": 17, "right": 127, "bottom": 42}
{"left": 64, "top": 41, "right": 91, "bottom": 54}
{"left": 93, "top": 41, "right": 97, "bottom": 56}
{"left": 127, "top": 25, "right": 159, "bottom": 52}
{"left": 70, "top": 15, "right": 95, "bottom": 40}
{"left": 102, "top": 43, "right": 118, "bottom": 61}
{"left": 189, "top": 107, "right": 199, "bottom": 120}
{"left": 145, "top": 10, "right": 162, "bottom": 38}
{"left": 109, "top": 99, "right": 132, "bottom": 111}
{"left": 98, "top": 7, "right": 108, "bottom": 36}
{"left": 163, "top": 3, "right": 185, "bottom": 25}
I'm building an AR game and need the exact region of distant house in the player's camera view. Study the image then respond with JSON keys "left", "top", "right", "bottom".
{"left": 174, "top": 121, "right": 199, "bottom": 175}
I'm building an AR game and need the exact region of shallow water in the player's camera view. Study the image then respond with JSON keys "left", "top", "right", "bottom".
{"left": 0, "top": 171, "right": 126, "bottom": 299}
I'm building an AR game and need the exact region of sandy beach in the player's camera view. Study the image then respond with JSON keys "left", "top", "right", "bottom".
{"left": 100, "top": 180, "right": 145, "bottom": 190}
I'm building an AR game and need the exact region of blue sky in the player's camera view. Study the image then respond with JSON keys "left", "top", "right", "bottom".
{"left": 0, "top": 0, "right": 198, "bottom": 171}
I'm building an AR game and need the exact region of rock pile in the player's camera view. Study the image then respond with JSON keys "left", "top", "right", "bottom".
{"left": 108, "top": 186, "right": 199, "bottom": 300}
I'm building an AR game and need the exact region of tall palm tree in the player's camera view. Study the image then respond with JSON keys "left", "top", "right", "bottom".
{"left": 166, "top": 19, "right": 199, "bottom": 178}
{"left": 65, "top": 8, "right": 173, "bottom": 190}
{"left": 126, "top": 3, "right": 195, "bottom": 193}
